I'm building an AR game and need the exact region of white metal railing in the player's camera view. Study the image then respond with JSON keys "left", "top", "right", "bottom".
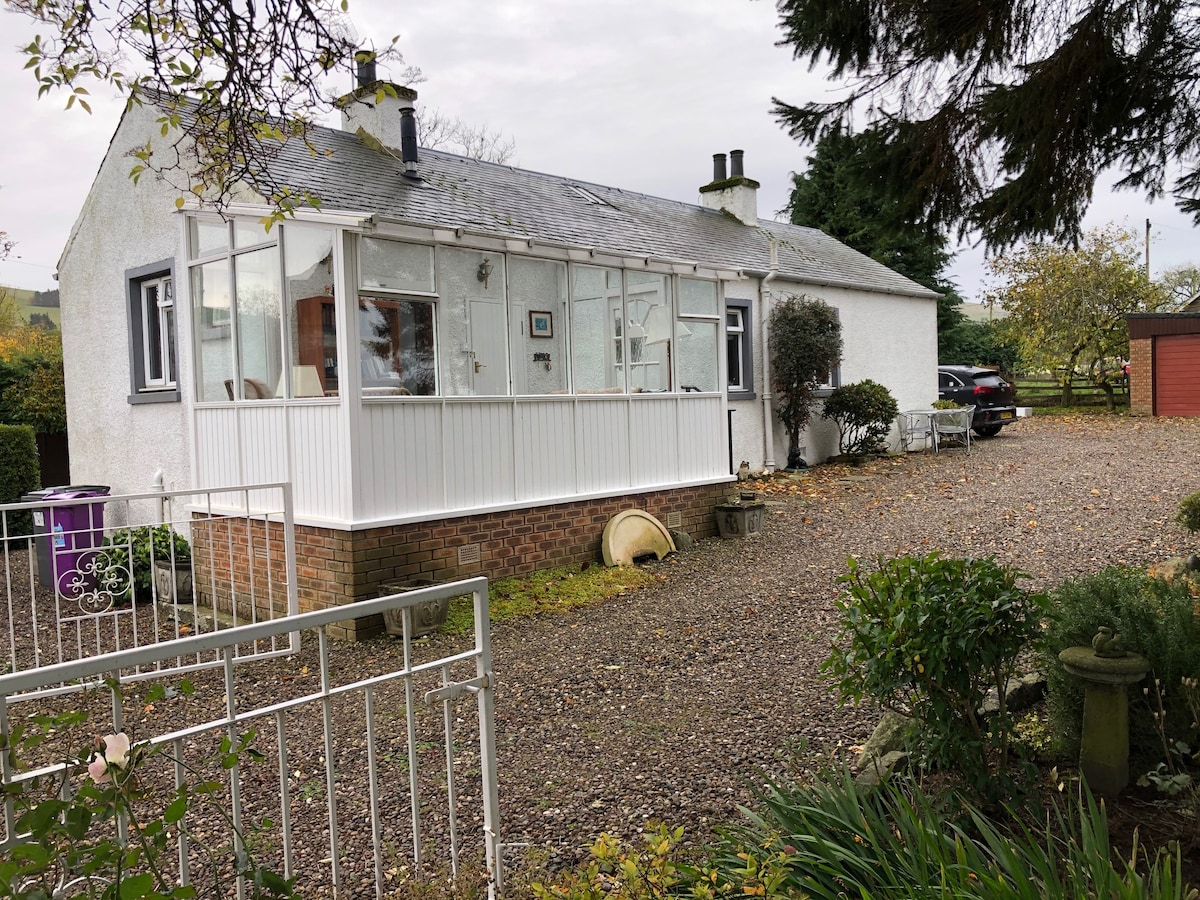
{"left": 0, "top": 579, "right": 503, "bottom": 898}
{"left": 0, "top": 483, "right": 298, "bottom": 700}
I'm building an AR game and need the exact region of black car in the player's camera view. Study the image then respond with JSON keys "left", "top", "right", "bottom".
{"left": 937, "top": 366, "right": 1018, "bottom": 437}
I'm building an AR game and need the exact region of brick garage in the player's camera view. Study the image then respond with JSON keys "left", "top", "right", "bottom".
{"left": 194, "top": 482, "right": 730, "bottom": 640}
{"left": 1128, "top": 313, "right": 1200, "bottom": 416}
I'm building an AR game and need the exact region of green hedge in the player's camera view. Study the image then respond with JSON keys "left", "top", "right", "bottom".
{"left": 0, "top": 424, "right": 40, "bottom": 539}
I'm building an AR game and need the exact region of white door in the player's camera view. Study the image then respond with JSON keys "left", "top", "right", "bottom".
{"left": 469, "top": 299, "right": 509, "bottom": 395}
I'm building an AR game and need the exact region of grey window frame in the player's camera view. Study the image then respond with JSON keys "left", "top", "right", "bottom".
{"left": 725, "top": 300, "right": 755, "bottom": 399}
{"left": 126, "top": 258, "right": 180, "bottom": 404}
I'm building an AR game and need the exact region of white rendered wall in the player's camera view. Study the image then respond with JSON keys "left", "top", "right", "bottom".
{"left": 58, "top": 104, "right": 193, "bottom": 504}
{"left": 728, "top": 276, "right": 938, "bottom": 471}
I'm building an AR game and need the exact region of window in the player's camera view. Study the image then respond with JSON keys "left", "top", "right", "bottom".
{"left": 726, "top": 302, "right": 753, "bottom": 396}
{"left": 126, "top": 259, "right": 179, "bottom": 404}
{"left": 357, "top": 238, "right": 439, "bottom": 396}
{"left": 676, "top": 278, "right": 720, "bottom": 392}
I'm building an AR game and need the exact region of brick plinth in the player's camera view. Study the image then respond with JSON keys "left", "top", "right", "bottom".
{"left": 1129, "top": 337, "right": 1152, "bottom": 415}
{"left": 194, "top": 483, "right": 730, "bottom": 640}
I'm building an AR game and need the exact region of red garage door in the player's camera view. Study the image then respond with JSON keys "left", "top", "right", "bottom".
{"left": 1156, "top": 334, "right": 1200, "bottom": 416}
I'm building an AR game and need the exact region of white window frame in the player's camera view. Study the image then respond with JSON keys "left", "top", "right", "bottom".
{"left": 726, "top": 304, "right": 751, "bottom": 394}
{"left": 140, "top": 276, "right": 175, "bottom": 389}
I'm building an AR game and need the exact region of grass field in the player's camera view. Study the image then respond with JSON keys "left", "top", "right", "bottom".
{"left": 3, "top": 285, "right": 61, "bottom": 327}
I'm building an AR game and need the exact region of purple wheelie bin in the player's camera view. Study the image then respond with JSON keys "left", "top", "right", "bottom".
{"left": 45, "top": 488, "right": 110, "bottom": 595}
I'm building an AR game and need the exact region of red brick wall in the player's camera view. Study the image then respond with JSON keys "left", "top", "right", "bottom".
{"left": 194, "top": 482, "right": 730, "bottom": 640}
{"left": 1129, "top": 336, "right": 1152, "bottom": 416}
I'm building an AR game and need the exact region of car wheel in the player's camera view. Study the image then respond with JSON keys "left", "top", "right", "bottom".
{"left": 973, "top": 424, "right": 1003, "bottom": 438}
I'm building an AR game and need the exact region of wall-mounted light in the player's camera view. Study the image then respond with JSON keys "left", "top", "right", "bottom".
{"left": 477, "top": 257, "right": 493, "bottom": 288}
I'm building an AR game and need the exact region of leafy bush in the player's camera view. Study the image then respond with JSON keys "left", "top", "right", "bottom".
{"left": 1177, "top": 489, "right": 1200, "bottom": 535}
{"left": 826, "top": 553, "right": 1045, "bottom": 792}
{"left": 768, "top": 295, "right": 842, "bottom": 468}
{"left": 821, "top": 379, "right": 899, "bottom": 456}
{"left": 708, "top": 770, "right": 1197, "bottom": 900}
{"left": 933, "top": 398, "right": 963, "bottom": 409}
{"left": 0, "top": 423, "right": 40, "bottom": 539}
{"left": 94, "top": 524, "right": 192, "bottom": 603}
{"left": 1041, "top": 566, "right": 1200, "bottom": 763}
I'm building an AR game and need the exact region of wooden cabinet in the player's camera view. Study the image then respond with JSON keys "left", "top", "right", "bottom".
{"left": 296, "top": 296, "right": 337, "bottom": 394}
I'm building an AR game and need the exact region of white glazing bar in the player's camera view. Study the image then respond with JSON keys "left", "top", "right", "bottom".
{"left": 274, "top": 709, "right": 294, "bottom": 880}
{"left": 364, "top": 685, "right": 385, "bottom": 900}
{"left": 442, "top": 663, "right": 459, "bottom": 877}
{"left": 474, "top": 585, "right": 503, "bottom": 898}
{"left": 224, "top": 651, "right": 247, "bottom": 900}
{"left": 404, "top": 606, "right": 422, "bottom": 865}
{"left": 173, "top": 736, "right": 191, "bottom": 887}
{"left": 318, "top": 627, "right": 343, "bottom": 894}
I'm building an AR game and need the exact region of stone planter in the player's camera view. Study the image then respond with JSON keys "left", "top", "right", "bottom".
{"left": 715, "top": 492, "right": 766, "bottom": 538}
{"left": 379, "top": 578, "right": 452, "bottom": 638}
{"left": 153, "top": 559, "right": 193, "bottom": 605}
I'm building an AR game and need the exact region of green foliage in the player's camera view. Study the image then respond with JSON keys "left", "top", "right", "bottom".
{"left": 1176, "top": 490, "right": 1200, "bottom": 535}
{"left": 1041, "top": 567, "right": 1200, "bottom": 763}
{"left": 772, "top": 0, "right": 1200, "bottom": 248}
{"left": 0, "top": 326, "right": 67, "bottom": 433}
{"left": 530, "top": 824, "right": 704, "bottom": 899}
{"left": 941, "top": 318, "right": 1023, "bottom": 374}
{"left": 786, "top": 128, "right": 954, "bottom": 292}
{"left": 709, "top": 769, "right": 1198, "bottom": 900}
{"left": 440, "top": 564, "right": 657, "bottom": 636}
{"left": 8, "top": 1, "right": 420, "bottom": 221}
{"left": 820, "top": 379, "right": 898, "bottom": 456}
{"left": 1, "top": 689, "right": 297, "bottom": 900}
{"left": 94, "top": 525, "right": 192, "bottom": 604}
{"left": 768, "top": 295, "right": 843, "bottom": 468}
{"left": 988, "top": 225, "right": 1169, "bottom": 411}
{"left": 933, "top": 398, "right": 963, "bottom": 409}
{"left": 826, "top": 553, "right": 1046, "bottom": 793}
{"left": 0, "top": 424, "right": 40, "bottom": 539}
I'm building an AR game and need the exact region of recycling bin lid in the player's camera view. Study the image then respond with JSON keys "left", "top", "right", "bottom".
{"left": 45, "top": 488, "right": 110, "bottom": 500}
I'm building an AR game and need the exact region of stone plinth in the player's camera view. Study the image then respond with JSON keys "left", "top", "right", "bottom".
{"left": 1058, "top": 646, "right": 1151, "bottom": 796}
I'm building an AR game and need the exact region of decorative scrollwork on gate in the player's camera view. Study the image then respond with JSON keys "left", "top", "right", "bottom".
{"left": 62, "top": 551, "right": 130, "bottom": 616}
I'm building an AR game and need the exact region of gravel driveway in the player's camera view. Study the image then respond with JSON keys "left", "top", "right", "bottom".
{"left": 491, "top": 414, "right": 1200, "bottom": 871}
{"left": 6, "top": 414, "right": 1199, "bottom": 892}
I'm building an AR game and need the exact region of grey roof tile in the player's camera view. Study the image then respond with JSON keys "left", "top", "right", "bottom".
{"left": 262, "top": 123, "right": 938, "bottom": 299}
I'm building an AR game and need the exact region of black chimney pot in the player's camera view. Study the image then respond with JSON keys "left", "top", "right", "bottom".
{"left": 730, "top": 149, "right": 745, "bottom": 179}
{"left": 355, "top": 51, "right": 377, "bottom": 88}
{"left": 400, "top": 105, "right": 419, "bottom": 172}
{"left": 712, "top": 153, "right": 728, "bottom": 182}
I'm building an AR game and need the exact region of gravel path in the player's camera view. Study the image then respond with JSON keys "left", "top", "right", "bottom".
{"left": 5, "top": 414, "right": 1199, "bottom": 892}
{"left": 491, "top": 414, "right": 1199, "bottom": 871}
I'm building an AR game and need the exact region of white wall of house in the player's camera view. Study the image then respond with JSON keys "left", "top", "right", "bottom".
{"left": 728, "top": 276, "right": 938, "bottom": 471}
{"left": 58, "top": 104, "right": 194, "bottom": 507}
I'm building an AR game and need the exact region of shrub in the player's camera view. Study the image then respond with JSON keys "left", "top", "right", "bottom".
{"left": 1040, "top": 566, "right": 1200, "bottom": 764}
{"left": 94, "top": 524, "right": 192, "bottom": 604}
{"left": 1176, "top": 489, "right": 1200, "bottom": 536}
{"left": 0, "top": 423, "right": 40, "bottom": 539}
{"left": 768, "top": 296, "right": 842, "bottom": 469}
{"left": 825, "top": 553, "right": 1046, "bottom": 793}
{"left": 821, "top": 379, "right": 899, "bottom": 456}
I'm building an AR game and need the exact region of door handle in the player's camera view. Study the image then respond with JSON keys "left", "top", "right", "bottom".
{"left": 474, "top": 361, "right": 485, "bottom": 373}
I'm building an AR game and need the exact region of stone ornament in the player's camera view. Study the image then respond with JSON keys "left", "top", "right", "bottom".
{"left": 1091, "top": 626, "right": 1127, "bottom": 658}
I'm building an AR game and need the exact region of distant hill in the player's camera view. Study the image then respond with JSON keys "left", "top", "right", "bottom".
{"left": 2, "top": 285, "right": 61, "bottom": 328}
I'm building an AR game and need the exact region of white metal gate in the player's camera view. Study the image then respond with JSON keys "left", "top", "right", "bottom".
{"left": 0, "top": 579, "right": 503, "bottom": 898}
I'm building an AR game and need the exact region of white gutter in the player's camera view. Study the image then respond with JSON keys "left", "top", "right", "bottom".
{"left": 760, "top": 239, "right": 779, "bottom": 472}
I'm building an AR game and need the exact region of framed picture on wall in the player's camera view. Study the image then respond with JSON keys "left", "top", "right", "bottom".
{"left": 529, "top": 310, "right": 553, "bottom": 338}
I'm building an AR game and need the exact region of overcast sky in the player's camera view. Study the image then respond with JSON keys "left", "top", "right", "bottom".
{"left": 1, "top": 0, "right": 1196, "bottom": 302}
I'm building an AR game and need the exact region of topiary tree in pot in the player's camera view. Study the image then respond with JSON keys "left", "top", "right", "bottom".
{"left": 768, "top": 295, "right": 842, "bottom": 469}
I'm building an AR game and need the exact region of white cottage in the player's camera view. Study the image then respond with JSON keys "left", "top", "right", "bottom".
{"left": 58, "top": 80, "right": 938, "bottom": 632}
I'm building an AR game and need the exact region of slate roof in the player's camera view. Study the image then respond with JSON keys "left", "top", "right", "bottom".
{"left": 263, "top": 121, "right": 939, "bottom": 300}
